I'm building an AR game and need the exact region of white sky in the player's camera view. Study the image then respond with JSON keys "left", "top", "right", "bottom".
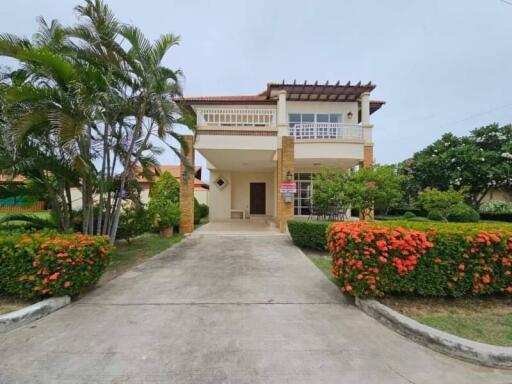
{"left": 2, "top": 0, "right": 512, "bottom": 180}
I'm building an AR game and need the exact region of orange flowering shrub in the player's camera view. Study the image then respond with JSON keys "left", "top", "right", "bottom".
{"left": 328, "top": 222, "right": 512, "bottom": 298}
{"left": 0, "top": 232, "right": 110, "bottom": 299}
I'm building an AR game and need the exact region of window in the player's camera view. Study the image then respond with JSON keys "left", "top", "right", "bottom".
{"left": 294, "top": 172, "right": 317, "bottom": 216}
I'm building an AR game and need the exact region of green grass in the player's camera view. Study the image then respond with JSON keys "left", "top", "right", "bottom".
{"left": 381, "top": 296, "right": 512, "bottom": 346}
{"left": 102, "top": 232, "right": 183, "bottom": 283}
{"left": 0, "top": 297, "right": 32, "bottom": 315}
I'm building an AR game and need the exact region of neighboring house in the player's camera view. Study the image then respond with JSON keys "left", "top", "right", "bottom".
{"left": 179, "top": 81, "right": 384, "bottom": 222}
{"left": 480, "top": 188, "right": 512, "bottom": 203}
{"left": 0, "top": 174, "right": 46, "bottom": 212}
{"left": 136, "top": 165, "right": 210, "bottom": 205}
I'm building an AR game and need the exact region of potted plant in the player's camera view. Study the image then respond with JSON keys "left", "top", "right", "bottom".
{"left": 148, "top": 200, "right": 181, "bottom": 237}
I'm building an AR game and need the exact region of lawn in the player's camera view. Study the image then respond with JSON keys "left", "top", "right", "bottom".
{"left": 0, "top": 297, "right": 31, "bottom": 316}
{"left": 302, "top": 247, "right": 512, "bottom": 347}
{"left": 381, "top": 296, "right": 512, "bottom": 347}
{"left": 101, "top": 232, "right": 183, "bottom": 283}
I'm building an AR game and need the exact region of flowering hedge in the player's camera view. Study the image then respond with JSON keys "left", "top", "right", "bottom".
{"left": 328, "top": 222, "right": 512, "bottom": 298}
{"left": 0, "top": 232, "right": 110, "bottom": 299}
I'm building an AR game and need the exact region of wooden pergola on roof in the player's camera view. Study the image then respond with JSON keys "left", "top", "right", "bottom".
{"left": 178, "top": 80, "right": 385, "bottom": 113}
{"left": 264, "top": 80, "right": 376, "bottom": 101}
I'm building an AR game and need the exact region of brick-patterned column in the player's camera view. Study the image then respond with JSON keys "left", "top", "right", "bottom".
{"left": 360, "top": 145, "right": 374, "bottom": 168}
{"left": 277, "top": 136, "right": 295, "bottom": 232}
{"left": 180, "top": 135, "right": 195, "bottom": 234}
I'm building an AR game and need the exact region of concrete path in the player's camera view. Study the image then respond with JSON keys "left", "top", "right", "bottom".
{"left": 1, "top": 234, "right": 511, "bottom": 383}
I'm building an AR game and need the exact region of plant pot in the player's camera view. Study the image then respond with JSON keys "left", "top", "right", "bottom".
{"left": 160, "top": 227, "right": 174, "bottom": 237}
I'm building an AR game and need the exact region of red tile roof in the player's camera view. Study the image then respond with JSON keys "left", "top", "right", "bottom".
{"left": 178, "top": 81, "right": 384, "bottom": 114}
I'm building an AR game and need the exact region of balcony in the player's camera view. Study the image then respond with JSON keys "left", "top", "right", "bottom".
{"left": 289, "top": 123, "right": 363, "bottom": 141}
{"left": 196, "top": 108, "right": 276, "bottom": 129}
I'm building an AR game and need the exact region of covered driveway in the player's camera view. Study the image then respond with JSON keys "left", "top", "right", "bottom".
{"left": 0, "top": 234, "right": 510, "bottom": 383}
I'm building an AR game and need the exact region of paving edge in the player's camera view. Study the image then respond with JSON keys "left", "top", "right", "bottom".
{"left": 0, "top": 296, "right": 70, "bottom": 334}
{"left": 355, "top": 297, "right": 512, "bottom": 369}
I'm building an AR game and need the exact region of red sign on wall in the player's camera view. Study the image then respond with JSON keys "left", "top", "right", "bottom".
{"left": 279, "top": 182, "right": 297, "bottom": 193}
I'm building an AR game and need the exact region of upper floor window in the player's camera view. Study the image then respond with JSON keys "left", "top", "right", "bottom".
{"left": 289, "top": 113, "right": 342, "bottom": 127}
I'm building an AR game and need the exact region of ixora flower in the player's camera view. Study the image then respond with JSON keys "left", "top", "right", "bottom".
{"left": 327, "top": 222, "right": 512, "bottom": 299}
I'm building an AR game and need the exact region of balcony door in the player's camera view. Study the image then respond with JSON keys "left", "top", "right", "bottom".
{"left": 250, "top": 182, "right": 266, "bottom": 215}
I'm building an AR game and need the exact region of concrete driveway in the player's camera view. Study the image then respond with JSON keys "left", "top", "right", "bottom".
{"left": 1, "top": 234, "right": 511, "bottom": 384}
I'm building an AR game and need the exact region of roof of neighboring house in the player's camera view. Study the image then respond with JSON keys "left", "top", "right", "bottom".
{"left": 0, "top": 174, "right": 26, "bottom": 183}
{"left": 135, "top": 165, "right": 209, "bottom": 190}
{"left": 177, "top": 80, "right": 385, "bottom": 114}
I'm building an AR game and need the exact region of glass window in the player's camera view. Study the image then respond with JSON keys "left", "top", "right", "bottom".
{"left": 330, "top": 113, "right": 342, "bottom": 123}
{"left": 289, "top": 113, "right": 301, "bottom": 123}
{"left": 316, "top": 114, "right": 329, "bottom": 123}
{"left": 301, "top": 113, "right": 314, "bottom": 123}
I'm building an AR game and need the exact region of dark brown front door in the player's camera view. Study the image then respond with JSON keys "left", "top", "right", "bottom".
{"left": 250, "top": 182, "right": 266, "bottom": 215}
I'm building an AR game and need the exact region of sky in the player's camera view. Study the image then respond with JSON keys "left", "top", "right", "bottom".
{"left": 1, "top": 0, "right": 512, "bottom": 179}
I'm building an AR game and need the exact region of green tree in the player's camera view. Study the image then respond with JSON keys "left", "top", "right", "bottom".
{"left": 312, "top": 169, "right": 351, "bottom": 218}
{"left": 0, "top": 0, "right": 192, "bottom": 242}
{"left": 406, "top": 124, "right": 512, "bottom": 207}
{"left": 347, "top": 165, "right": 405, "bottom": 218}
{"left": 416, "top": 187, "right": 466, "bottom": 220}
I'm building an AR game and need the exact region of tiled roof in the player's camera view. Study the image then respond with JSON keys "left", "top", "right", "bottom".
{"left": 178, "top": 81, "right": 384, "bottom": 114}
{"left": 176, "top": 95, "right": 275, "bottom": 105}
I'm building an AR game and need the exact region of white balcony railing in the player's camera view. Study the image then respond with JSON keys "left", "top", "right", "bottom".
{"left": 196, "top": 108, "right": 276, "bottom": 128}
{"left": 289, "top": 123, "right": 364, "bottom": 140}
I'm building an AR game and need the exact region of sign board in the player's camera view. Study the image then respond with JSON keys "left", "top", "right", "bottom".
{"left": 279, "top": 182, "right": 297, "bottom": 193}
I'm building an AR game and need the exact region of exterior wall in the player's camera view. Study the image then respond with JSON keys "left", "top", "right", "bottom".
{"left": 209, "top": 170, "right": 232, "bottom": 220}
{"left": 480, "top": 188, "right": 512, "bottom": 203}
{"left": 295, "top": 142, "right": 364, "bottom": 161}
{"left": 195, "top": 189, "right": 209, "bottom": 205}
{"left": 230, "top": 171, "right": 275, "bottom": 216}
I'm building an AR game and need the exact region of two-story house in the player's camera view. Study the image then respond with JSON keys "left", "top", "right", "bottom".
{"left": 180, "top": 81, "right": 384, "bottom": 231}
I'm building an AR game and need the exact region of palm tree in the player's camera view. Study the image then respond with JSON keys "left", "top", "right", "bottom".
{"left": 0, "top": 0, "right": 191, "bottom": 243}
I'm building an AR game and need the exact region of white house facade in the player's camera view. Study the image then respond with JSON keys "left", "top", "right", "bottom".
{"left": 179, "top": 81, "right": 384, "bottom": 231}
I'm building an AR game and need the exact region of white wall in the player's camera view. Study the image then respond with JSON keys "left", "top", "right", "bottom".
{"left": 209, "top": 170, "right": 232, "bottom": 220}
{"left": 230, "top": 171, "right": 275, "bottom": 217}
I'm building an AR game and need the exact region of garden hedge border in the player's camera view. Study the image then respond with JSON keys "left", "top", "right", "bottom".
{"left": 356, "top": 298, "right": 512, "bottom": 369}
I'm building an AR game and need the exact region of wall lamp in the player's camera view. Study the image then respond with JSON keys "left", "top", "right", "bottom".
{"left": 347, "top": 111, "right": 353, "bottom": 120}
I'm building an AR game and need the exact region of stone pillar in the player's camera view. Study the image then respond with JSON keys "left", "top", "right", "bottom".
{"left": 276, "top": 136, "right": 294, "bottom": 232}
{"left": 180, "top": 135, "right": 195, "bottom": 234}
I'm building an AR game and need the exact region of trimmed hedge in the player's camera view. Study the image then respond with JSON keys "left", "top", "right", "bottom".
{"left": 328, "top": 221, "right": 512, "bottom": 298}
{"left": 0, "top": 232, "right": 110, "bottom": 299}
{"left": 480, "top": 212, "right": 512, "bottom": 223}
{"left": 288, "top": 220, "right": 330, "bottom": 250}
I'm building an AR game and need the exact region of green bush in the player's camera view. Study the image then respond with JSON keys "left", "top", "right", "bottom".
{"left": 116, "top": 206, "right": 151, "bottom": 242}
{"left": 403, "top": 211, "right": 416, "bottom": 219}
{"left": 328, "top": 221, "right": 512, "bottom": 298}
{"left": 287, "top": 220, "right": 330, "bottom": 250}
{"left": 479, "top": 200, "right": 512, "bottom": 214}
{"left": 0, "top": 232, "right": 110, "bottom": 299}
{"left": 427, "top": 210, "right": 446, "bottom": 221}
{"left": 447, "top": 204, "right": 480, "bottom": 223}
{"left": 417, "top": 188, "right": 466, "bottom": 220}
{"left": 194, "top": 198, "right": 201, "bottom": 225}
{"left": 199, "top": 203, "right": 209, "bottom": 219}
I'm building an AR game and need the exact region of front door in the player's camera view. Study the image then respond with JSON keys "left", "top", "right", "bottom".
{"left": 250, "top": 182, "right": 266, "bottom": 215}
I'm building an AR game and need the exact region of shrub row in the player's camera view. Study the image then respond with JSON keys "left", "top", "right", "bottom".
{"left": 288, "top": 220, "right": 330, "bottom": 250}
{"left": 480, "top": 212, "right": 512, "bottom": 223}
{"left": 0, "top": 232, "right": 110, "bottom": 299}
{"left": 327, "top": 221, "right": 512, "bottom": 298}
